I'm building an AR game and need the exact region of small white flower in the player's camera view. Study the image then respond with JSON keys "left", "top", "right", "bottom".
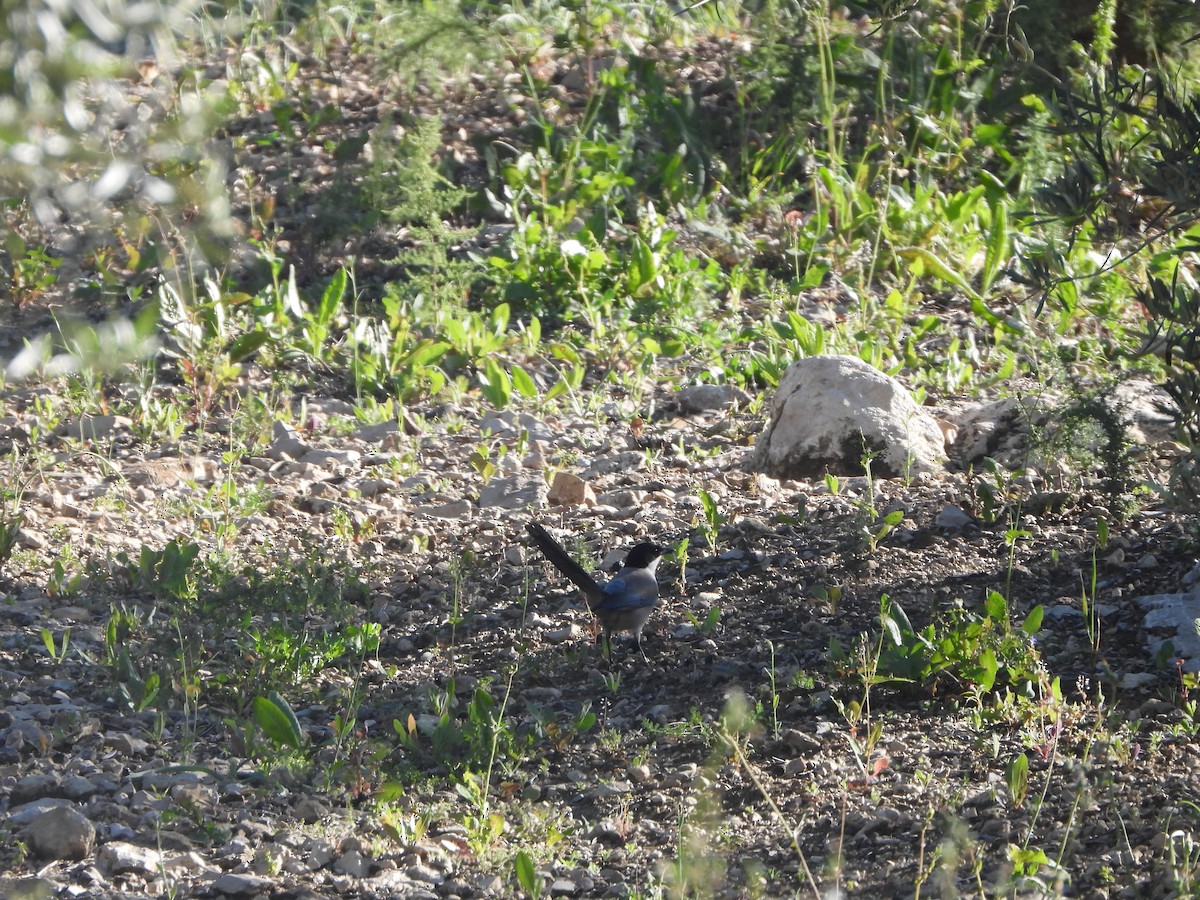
{"left": 560, "top": 239, "right": 588, "bottom": 258}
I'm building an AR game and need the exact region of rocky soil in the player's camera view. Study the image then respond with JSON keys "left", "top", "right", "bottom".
{"left": 1, "top": 371, "right": 1199, "bottom": 899}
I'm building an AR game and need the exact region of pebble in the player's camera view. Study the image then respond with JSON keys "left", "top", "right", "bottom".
{"left": 98, "top": 840, "right": 162, "bottom": 875}
{"left": 27, "top": 805, "right": 95, "bottom": 860}
{"left": 211, "top": 872, "right": 271, "bottom": 895}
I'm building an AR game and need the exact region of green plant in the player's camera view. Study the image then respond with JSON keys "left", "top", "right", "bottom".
{"left": 394, "top": 676, "right": 527, "bottom": 779}
{"left": 157, "top": 278, "right": 271, "bottom": 423}
{"left": 1080, "top": 521, "right": 1105, "bottom": 655}
{"left": 0, "top": 452, "right": 37, "bottom": 574}
{"left": 685, "top": 606, "right": 720, "bottom": 636}
{"left": 1006, "top": 752, "right": 1030, "bottom": 808}
{"left": 696, "top": 488, "right": 725, "bottom": 553}
{"left": 113, "top": 648, "right": 161, "bottom": 713}
{"left": 855, "top": 450, "right": 904, "bottom": 553}
{"left": 763, "top": 640, "right": 780, "bottom": 739}
{"left": 252, "top": 691, "right": 304, "bottom": 751}
{"left": 869, "top": 593, "right": 1047, "bottom": 699}
{"left": 1168, "top": 820, "right": 1200, "bottom": 893}
{"left": 120, "top": 540, "right": 201, "bottom": 604}
{"left": 46, "top": 546, "right": 83, "bottom": 597}
{"left": 40, "top": 628, "right": 71, "bottom": 663}
{"left": 514, "top": 849, "right": 544, "bottom": 899}
{"left": 1, "top": 233, "right": 61, "bottom": 308}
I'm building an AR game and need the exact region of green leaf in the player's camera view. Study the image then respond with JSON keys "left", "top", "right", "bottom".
{"left": 491, "top": 302, "right": 510, "bottom": 332}
{"left": 896, "top": 246, "right": 980, "bottom": 300}
{"left": 881, "top": 611, "right": 903, "bottom": 647}
{"left": 981, "top": 197, "right": 1008, "bottom": 294}
{"left": 628, "top": 236, "right": 657, "bottom": 294}
{"left": 1022, "top": 604, "right": 1044, "bottom": 636}
{"left": 254, "top": 694, "right": 303, "bottom": 750}
{"left": 511, "top": 365, "right": 538, "bottom": 399}
{"left": 514, "top": 850, "right": 538, "bottom": 897}
{"left": 1008, "top": 843, "right": 1049, "bottom": 876}
{"left": 227, "top": 330, "right": 270, "bottom": 364}
{"left": 140, "top": 672, "right": 160, "bottom": 710}
{"left": 481, "top": 357, "right": 512, "bottom": 408}
{"left": 317, "top": 268, "right": 347, "bottom": 326}
{"left": 407, "top": 340, "right": 450, "bottom": 367}
{"left": 974, "top": 648, "right": 998, "bottom": 691}
{"left": 1005, "top": 752, "right": 1029, "bottom": 807}
{"left": 985, "top": 590, "right": 1008, "bottom": 621}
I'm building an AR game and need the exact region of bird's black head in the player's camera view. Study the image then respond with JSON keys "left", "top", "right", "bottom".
{"left": 625, "top": 541, "right": 665, "bottom": 569}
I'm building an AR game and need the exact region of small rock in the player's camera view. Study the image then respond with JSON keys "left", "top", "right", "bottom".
{"left": 585, "top": 825, "right": 624, "bottom": 844}
{"left": 211, "top": 873, "right": 271, "bottom": 895}
{"left": 629, "top": 765, "right": 653, "bottom": 784}
{"left": 16, "top": 530, "right": 47, "bottom": 550}
{"left": 415, "top": 499, "right": 473, "bottom": 519}
{"left": 406, "top": 863, "right": 444, "bottom": 884}
{"left": 542, "top": 626, "right": 579, "bottom": 645}
{"left": 59, "top": 775, "right": 97, "bottom": 801}
{"left": 300, "top": 448, "right": 361, "bottom": 467}
{"left": 27, "top": 805, "right": 95, "bottom": 860}
{"left": 547, "top": 472, "right": 594, "bottom": 507}
{"left": 306, "top": 840, "right": 337, "bottom": 870}
{"left": 98, "top": 840, "right": 163, "bottom": 875}
{"left": 783, "top": 729, "right": 822, "bottom": 754}
{"left": 1120, "top": 672, "right": 1158, "bottom": 691}
{"left": 11, "top": 774, "right": 59, "bottom": 804}
{"left": 746, "top": 355, "right": 947, "bottom": 479}
{"left": 164, "top": 851, "right": 211, "bottom": 874}
{"left": 294, "top": 797, "right": 330, "bottom": 823}
{"left": 783, "top": 758, "right": 807, "bottom": 776}
{"left": 475, "top": 874, "right": 505, "bottom": 895}
{"left": 354, "top": 421, "right": 400, "bottom": 443}
{"left": 550, "top": 878, "right": 578, "bottom": 896}
{"left": 582, "top": 451, "right": 646, "bottom": 479}
{"left": 57, "top": 415, "right": 131, "bottom": 441}
{"left": 478, "top": 475, "right": 546, "bottom": 510}
{"left": 479, "top": 410, "right": 553, "bottom": 442}
{"left": 358, "top": 478, "right": 392, "bottom": 498}
{"left": 267, "top": 421, "right": 313, "bottom": 461}
{"left": 677, "top": 383, "right": 748, "bottom": 414}
{"left": 7, "top": 798, "right": 72, "bottom": 827}
{"left": 935, "top": 504, "right": 974, "bottom": 531}
{"left": 107, "top": 733, "right": 150, "bottom": 756}
{"left": 334, "top": 848, "right": 372, "bottom": 877}
{"left": 588, "top": 780, "right": 632, "bottom": 797}
{"left": 522, "top": 687, "right": 563, "bottom": 703}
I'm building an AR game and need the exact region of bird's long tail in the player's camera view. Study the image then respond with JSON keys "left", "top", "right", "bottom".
{"left": 526, "top": 522, "right": 603, "bottom": 605}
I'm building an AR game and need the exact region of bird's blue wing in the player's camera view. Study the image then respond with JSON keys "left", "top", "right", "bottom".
{"left": 595, "top": 576, "right": 656, "bottom": 610}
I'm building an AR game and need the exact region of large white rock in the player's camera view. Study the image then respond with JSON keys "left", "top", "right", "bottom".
{"left": 746, "top": 355, "right": 947, "bottom": 479}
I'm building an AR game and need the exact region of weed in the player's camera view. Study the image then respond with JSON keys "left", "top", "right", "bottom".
{"left": 696, "top": 489, "right": 725, "bottom": 553}
{"left": 685, "top": 606, "right": 720, "bottom": 636}
{"left": 763, "top": 640, "right": 780, "bottom": 739}
{"left": 514, "top": 849, "right": 544, "bottom": 899}
{"left": 40, "top": 628, "right": 71, "bottom": 664}
{"left": 861, "top": 592, "right": 1047, "bottom": 701}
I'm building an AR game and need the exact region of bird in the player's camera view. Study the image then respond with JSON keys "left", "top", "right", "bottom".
{"left": 525, "top": 522, "right": 665, "bottom": 657}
